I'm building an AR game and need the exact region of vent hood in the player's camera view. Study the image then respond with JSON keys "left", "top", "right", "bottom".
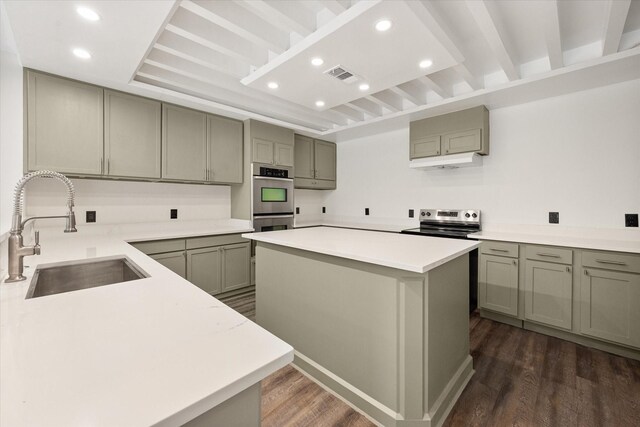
{"left": 409, "top": 152, "right": 483, "bottom": 170}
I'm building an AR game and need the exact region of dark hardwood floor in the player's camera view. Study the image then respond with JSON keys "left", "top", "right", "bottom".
{"left": 220, "top": 290, "right": 640, "bottom": 427}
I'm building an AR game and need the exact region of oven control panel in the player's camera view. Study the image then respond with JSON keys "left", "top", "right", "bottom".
{"left": 258, "top": 167, "right": 289, "bottom": 178}
{"left": 420, "top": 209, "right": 480, "bottom": 224}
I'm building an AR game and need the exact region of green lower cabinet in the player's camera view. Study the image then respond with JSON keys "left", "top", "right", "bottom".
{"left": 524, "top": 260, "right": 573, "bottom": 330}
{"left": 150, "top": 251, "right": 186, "bottom": 278}
{"left": 221, "top": 243, "right": 251, "bottom": 292}
{"left": 479, "top": 254, "right": 519, "bottom": 316}
{"left": 581, "top": 268, "right": 640, "bottom": 348}
{"left": 187, "top": 247, "right": 222, "bottom": 295}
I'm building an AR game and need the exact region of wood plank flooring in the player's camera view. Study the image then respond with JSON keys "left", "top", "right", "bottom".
{"left": 220, "top": 290, "right": 640, "bottom": 427}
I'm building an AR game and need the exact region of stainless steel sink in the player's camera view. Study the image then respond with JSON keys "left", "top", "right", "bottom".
{"left": 26, "top": 256, "right": 149, "bottom": 299}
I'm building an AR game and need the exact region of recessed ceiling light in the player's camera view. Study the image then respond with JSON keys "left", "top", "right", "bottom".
{"left": 311, "top": 57, "right": 324, "bottom": 66}
{"left": 375, "top": 19, "right": 392, "bottom": 32}
{"left": 419, "top": 59, "right": 433, "bottom": 69}
{"left": 359, "top": 83, "right": 370, "bottom": 91}
{"left": 77, "top": 6, "right": 100, "bottom": 21}
{"left": 72, "top": 48, "right": 91, "bottom": 59}
{"left": 267, "top": 81, "right": 279, "bottom": 89}
{"left": 315, "top": 100, "right": 325, "bottom": 108}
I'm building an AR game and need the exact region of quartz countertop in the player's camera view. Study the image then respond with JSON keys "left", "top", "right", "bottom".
{"left": 470, "top": 227, "right": 640, "bottom": 254}
{"left": 0, "top": 220, "right": 293, "bottom": 427}
{"left": 243, "top": 226, "right": 479, "bottom": 273}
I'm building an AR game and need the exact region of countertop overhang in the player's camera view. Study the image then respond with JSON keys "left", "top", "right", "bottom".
{"left": 244, "top": 226, "right": 479, "bottom": 273}
{"left": 0, "top": 220, "right": 293, "bottom": 427}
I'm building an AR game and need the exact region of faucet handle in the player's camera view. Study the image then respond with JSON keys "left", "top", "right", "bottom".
{"left": 34, "top": 230, "right": 40, "bottom": 245}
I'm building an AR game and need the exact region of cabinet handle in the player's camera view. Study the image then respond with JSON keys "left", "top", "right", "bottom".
{"left": 584, "top": 269, "right": 589, "bottom": 276}
{"left": 436, "top": 150, "right": 440, "bottom": 155}
{"left": 107, "top": 158, "right": 110, "bottom": 175}
{"left": 566, "top": 266, "right": 571, "bottom": 273}
{"left": 490, "top": 248, "right": 509, "bottom": 252}
{"left": 445, "top": 150, "right": 449, "bottom": 153}
{"left": 595, "top": 259, "right": 626, "bottom": 266}
{"left": 513, "top": 260, "right": 517, "bottom": 266}
{"left": 100, "top": 157, "right": 104, "bottom": 174}
{"left": 536, "top": 252, "right": 561, "bottom": 258}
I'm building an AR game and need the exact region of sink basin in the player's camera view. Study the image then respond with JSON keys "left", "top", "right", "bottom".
{"left": 26, "top": 256, "right": 149, "bottom": 299}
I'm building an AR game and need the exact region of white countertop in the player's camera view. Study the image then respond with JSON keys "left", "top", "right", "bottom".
{"left": 0, "top": 220, "right": 293, "bottom": 427}
{"left": 243, "top": 226, "right": 479, "bottom": 273}
{"left": 470, "top": 228, "right": 640, "bottom": 254}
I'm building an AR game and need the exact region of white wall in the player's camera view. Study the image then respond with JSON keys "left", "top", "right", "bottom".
{"left": 323, "top": 79, "right": 640, "bottom": 230}
{"left": 25, "top": 179, "right": 231, "bottom": 226}
{"left": 0, "top": 0, "right": 23, "bottom": 235}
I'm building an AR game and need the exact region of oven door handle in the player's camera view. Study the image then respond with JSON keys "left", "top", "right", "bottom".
{"left": 253, "top": 176, "right": 293, "bottom": 182}
{"left": 254, "top": 214, "right": 294, "bottom": 219}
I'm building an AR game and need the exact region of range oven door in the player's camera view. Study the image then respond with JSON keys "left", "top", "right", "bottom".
{"left": 252, "top": 215, "right": 294, "bottom": 232}
{"left": 252, "top": 176, "right": 294, "bottom": 215}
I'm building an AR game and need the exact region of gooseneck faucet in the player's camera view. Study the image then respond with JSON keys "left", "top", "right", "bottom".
{"left": 5, "top": 170, "right": 77, "bottom": 283}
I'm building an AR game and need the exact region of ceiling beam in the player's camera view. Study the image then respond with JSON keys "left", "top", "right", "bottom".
{"left": 345, "top": 99, "right": 383, "bottom": 117}
{"left": 390, "top": 81, "right": 427, "bottom": 107}
{"left": 181, "top": 0, "right": 289, "bottom": 54}
{"left": 406, "top": 0, "right": 482, "bottom": 90}
{"left": 366, "top": 91, "right": 403, "bottom": 112}
{"left": 417, "top": 76, "right": 451, "bottom": 99}
{"left": 602, "top": 0, "right": 632, "bottom": 55}
{"left": 465, "top": 0, "right": 519, "bottom": 80}
{"left": 542, "top": 0, "right": 563, "bottom": 69}
{"left": 331, "top": 105, "right": 365, "bottom": 122}
{"left": 167, "top": 9, "right": 268, "bottom": 66}
{"left": 235, "top": 0, "right": 316, "bottom": 38}
{"left": 317, "top": 0, "right": 350, "bottom": 16}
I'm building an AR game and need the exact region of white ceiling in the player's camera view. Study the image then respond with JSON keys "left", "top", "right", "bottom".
{"left": 3, "top": 0, "right": 640, "bottom": 140}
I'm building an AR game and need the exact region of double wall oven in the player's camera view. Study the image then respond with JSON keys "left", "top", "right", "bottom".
{"left": 252, "top": 166, "right": 294, "bottom": 232}
{"left": 401, "top": 209, "right": 481, "bottom": 313}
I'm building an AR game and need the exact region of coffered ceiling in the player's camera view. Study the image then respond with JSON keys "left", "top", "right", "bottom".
{"left": 4, "top": 0, "right": 640, "bottom": 139}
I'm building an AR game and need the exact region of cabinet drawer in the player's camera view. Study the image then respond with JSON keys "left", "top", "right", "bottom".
{"left": 526, "top": 245, "right": 573, "bottom": 265}
{"left": 582, "top": 251, "right": 640, "bottom": 274}
{"left": 480, "top": 241, "right": 519, "bottom": 258}
{"left": 131, "top": 239, "right": 185, "bottom": 255}
{"left": 186, "top": 233, "right": 247, "bottom": 250}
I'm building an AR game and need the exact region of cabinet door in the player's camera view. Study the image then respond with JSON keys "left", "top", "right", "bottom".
{"left": 410, "top": 135, "right": 441, "bottom": 159}
{"left": 208, "top": 115, "right": 243, "bottom": 183}
{"left": 221, "top": 243, "right": 251, "bottom": 292}
{"left": 442, "top": 129, "right": 481, "bottom": 155}
{"left": 581, "top": 268, "right": 640, "bottom": 348}
{"left": 187, "top": 247, "right": 222, "bottom": 295}
{"left": 104, "top": 90, "right": 161, "bottom": 178}
{"left": 294, "top": 135, "right": 314, "bottom": 179}
{"left": 252, "top": 138, "right": 274, "bottom": 164}
{"left": 479, "top": 254, "right": 519, "bottom": 316}
{"left": 150, "top": 251, "right": 186, "bottom": 278}
{"left": 274, "top": 143, "right": 294, "bottom": 167}
{"left": 27, "top": 71, "right": 103, "bottom": 175}
{"left": 524, "top": 260, "right": 572, "bottom": 330}
{"left": 162, "top": 104, "right": 207, "bottom": 181}
{"left": 314, "top": 140, "right": 336, "bottom": 181}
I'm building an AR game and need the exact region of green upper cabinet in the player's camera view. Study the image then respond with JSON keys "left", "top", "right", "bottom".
{"left": 208, "top": 115, "right": 243, "bottom": 184}
{"left": 409, "top": 106, "right": 489, "bottom": 160}
{"left": 274, "top": 142, "right": 294, "bottom": 167}
{"left": 104, "top": 90, "right": 161, "bottom": 179}
{"left": 26, "top": 70, "right": 103, "bottom": 175}
{"left": 294, "top": 135, "right": 314, "bottom": 179}
{"left": 162, "top": 104, "right": 208, "bottom": 181}
{"left": 294, "top": 135, "right": 336, "bottom": 190}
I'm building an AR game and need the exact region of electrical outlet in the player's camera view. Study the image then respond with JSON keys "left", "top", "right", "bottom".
{"left": 86, "top": 211, "right": 96, "bottom": 223}
{"left": 322, "top": 207, "right": 326, "bottom": 214}
{"left": 625, "top": 213, "right": 639, "bottom": 227}
{"left": 409, "top": 209, "right": 414, "bottom": 218}
{"left": 296, "top": 207, "right": 300, "bottom": 214}
{"left": 170, "top": 209, "right": 178, "bottom": 219}
{"left": 365, "top": 208, "right": 370, "bottom": 216}
{"left": 549, "top": 212, "right": 559, "bottom": 224}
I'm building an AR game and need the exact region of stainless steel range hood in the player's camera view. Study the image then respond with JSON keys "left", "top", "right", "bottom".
{"left": 409, "top": 152, "right": 483, "bottom": 170}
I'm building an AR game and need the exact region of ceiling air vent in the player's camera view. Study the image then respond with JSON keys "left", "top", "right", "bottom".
{"left": 324, "top": 65, "right": 359, "bottom": 84}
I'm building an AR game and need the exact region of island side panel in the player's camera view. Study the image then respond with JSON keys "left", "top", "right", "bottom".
{"left": 425, "top": 253, "right": 474, "bottom": 425}
{"left": 255, "top": 242, "right": 401, "bottom": 413}
{"left": 181, "top": 382, "right": 260, "bottom": 427}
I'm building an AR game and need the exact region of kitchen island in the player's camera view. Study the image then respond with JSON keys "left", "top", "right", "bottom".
{"left": 0, "top": 220, "right": 293, "bottom": 427}
{"left": 243, "top": 227, "right": 479, "bottom": 427}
